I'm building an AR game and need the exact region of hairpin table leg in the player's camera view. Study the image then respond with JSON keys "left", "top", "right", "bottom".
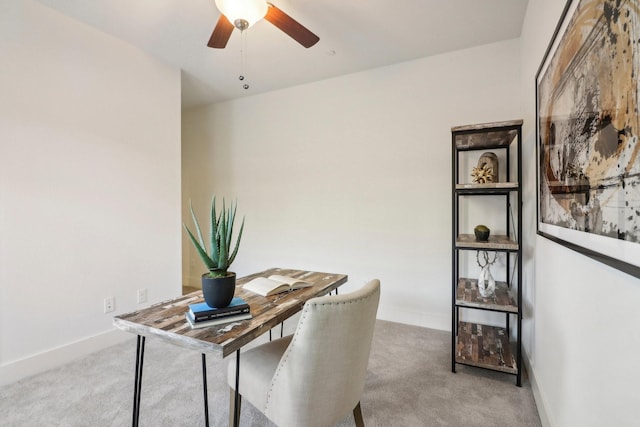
{"left": 132, "top": 335, "right": 146, "bottom": 427}
{"left": 202, "top": 354, "right": 209, "bottom": 427}
{"left": 233, "top": 350, "right": 241, "bottom": 427}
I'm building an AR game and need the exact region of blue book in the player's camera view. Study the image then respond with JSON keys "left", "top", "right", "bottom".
{"left": 189, "top": 297, "right": 250, "bottom": 321}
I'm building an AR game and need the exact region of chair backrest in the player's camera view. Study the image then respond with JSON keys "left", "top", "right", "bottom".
{"left": 264, "top": 279, "right": 381, "bottom": 427}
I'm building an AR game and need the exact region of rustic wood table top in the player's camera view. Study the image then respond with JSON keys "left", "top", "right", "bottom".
{"left": 113, "top": 268, "right": 348, "bottom": 358}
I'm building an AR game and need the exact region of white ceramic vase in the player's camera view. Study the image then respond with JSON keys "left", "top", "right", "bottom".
{"left": 478, "top": 265, "right": 496, "bottom": 297}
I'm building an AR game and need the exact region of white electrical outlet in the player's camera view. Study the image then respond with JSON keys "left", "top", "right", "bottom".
{"left": 137, "top": 288, "right": 147, "bottom": 304}
{"left": 104, "top": 297, "right": 115, "bottom": 313}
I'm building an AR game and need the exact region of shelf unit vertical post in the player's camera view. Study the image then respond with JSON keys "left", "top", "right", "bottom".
{"left": 451, "top": 131, "right": 458, "bottom": 373}
{"left": 516, "top": 124, "right": 523, "bottom": 386}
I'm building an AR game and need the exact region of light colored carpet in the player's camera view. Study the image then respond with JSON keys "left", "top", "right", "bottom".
{"left": 0, "top": 319, "right": 541, "bottom": 426}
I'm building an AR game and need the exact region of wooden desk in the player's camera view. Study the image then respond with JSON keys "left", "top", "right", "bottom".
{"left": 113, "top": 268, "right": 348, "bottom": 427}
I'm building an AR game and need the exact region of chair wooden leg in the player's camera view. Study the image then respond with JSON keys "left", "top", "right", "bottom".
{"left": 353, "top": 401, "right": 365, "bottom": 427}
{"left": 229, "top": 389, "right": 242, "bottom": 427}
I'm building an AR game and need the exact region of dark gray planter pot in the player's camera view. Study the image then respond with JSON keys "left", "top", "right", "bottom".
{"left": 201, "top": 272, "right": 236, "bottom": 308}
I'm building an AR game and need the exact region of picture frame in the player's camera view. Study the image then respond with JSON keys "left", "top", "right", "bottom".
{"left": 535, "top": 0, "right": 640, "bottom": 278}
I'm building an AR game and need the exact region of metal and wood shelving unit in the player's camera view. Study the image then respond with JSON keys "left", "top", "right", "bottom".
{"left": 451, "top": 119, "right": 523, "bottom": 386}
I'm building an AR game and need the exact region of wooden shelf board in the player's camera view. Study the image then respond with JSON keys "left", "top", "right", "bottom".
{"left": 456, "top": 278, "right": 518, "bottom": 313}
{"left": 456, "top": 182, "right": 519, "bottom": 190}
{"left": 456, "top": 234, "right": 519, "bottom": 251}
{"left": 455, "top": 321, "right": 517, "bottom": 374}
{"left": 451, "top": 119, "right": 523, "bottom": 133}
{"left": 454, "top": 132, "right": 517, "bottom": 150}
{"left": 453, "top": 120, "right": 521, "bottom": 150}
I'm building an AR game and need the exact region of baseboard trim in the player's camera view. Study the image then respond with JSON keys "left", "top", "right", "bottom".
{"left": 377, "top": 307, "right": 450, "bottom": 331}
{"left": 522, "top": 348, "right": 552, "bottom": 427}
{"left": 0, "top": 328, "right": 131, "bottom": 387}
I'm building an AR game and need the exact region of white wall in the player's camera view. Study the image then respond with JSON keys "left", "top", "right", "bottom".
{"left": 0, "top": 1, "right": 182, "bottom": 385}
{"left": 520, "top": 1, "right": 640, "bottom": 426}
{"left": 182, "top": 38, "right": 521, "bottom": 330}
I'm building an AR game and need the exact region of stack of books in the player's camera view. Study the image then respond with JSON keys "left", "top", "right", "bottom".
{"left": 185, "top": 297, "right": 252, "bottom": 329}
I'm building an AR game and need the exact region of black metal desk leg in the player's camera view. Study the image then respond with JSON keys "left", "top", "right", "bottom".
{"left": 132, "top": 335, "right": 146, "bottom": 427}
{"left": 202, "top": 354, "right": 210, "bottom": 427}
{"left": 234, "top": 350, "right": 241, "bottom": 427}
{"left": 269, "top": 323, "right": 284, "bottom": 342}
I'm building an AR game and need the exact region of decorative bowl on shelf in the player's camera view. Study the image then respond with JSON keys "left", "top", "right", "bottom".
{"left": 474, "top": 225, "right": 490, "bottom": 241}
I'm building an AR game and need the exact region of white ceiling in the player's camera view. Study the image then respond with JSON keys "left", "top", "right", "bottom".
{"left": 35, "top": 0, "right": 529, "bottom": 108}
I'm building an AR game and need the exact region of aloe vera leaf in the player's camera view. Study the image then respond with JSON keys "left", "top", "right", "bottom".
{"left": 209, "top": 196, "right": 220, "bottom": 266}
{"left": 218, "top": 207, "right": 228, "bottom": 270}
{"left": 228, "top": 216, "right": 244, "bottom": 266}
{"left": 183, "top": 224, "right": 216, "bottom": 269}
{"left": 226, "top": 202, "right": 234, "bottom": 250}
{"left": 189, "top": 200, "right": 206, "bottom": 250}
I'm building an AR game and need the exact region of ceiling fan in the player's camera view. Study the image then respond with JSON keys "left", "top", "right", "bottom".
{"left": 208, "top": 0, "right": 320, "bottom": 49}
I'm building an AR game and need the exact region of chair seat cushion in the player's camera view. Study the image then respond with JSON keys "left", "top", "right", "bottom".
{"left": 227, "top": 335, "right": 293, "bottom": 411}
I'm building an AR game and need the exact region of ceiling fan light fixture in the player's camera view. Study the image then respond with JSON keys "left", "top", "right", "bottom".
{"left": 214, "top": 0, "right": 268, "bottom": 30}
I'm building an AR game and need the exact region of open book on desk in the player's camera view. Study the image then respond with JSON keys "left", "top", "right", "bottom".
{"left": 243, "top": 275, "right": 312, "bottom": 297}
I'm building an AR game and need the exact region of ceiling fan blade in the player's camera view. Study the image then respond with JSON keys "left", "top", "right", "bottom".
{"left": 264, "top": 3, "right": 319, "bottom": 48}
{"left": 207, "top": 14, "right": 234, "bottom": 49}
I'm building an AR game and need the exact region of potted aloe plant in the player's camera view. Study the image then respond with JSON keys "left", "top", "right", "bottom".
{"left": 183, "top": 196, "right": 245, "bottom": 308}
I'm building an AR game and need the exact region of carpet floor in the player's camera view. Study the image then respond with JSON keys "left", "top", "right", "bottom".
{"left": 0, "top": 319, "right": 541, "bottom": 426}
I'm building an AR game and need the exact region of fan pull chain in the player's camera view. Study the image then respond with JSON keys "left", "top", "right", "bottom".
{"left": 239, "top": 30, "right": 250, "bottom": 90}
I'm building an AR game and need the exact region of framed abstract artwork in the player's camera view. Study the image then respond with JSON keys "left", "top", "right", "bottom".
{"left": 535, "top": 0, "right": 640, "bottom": 278}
